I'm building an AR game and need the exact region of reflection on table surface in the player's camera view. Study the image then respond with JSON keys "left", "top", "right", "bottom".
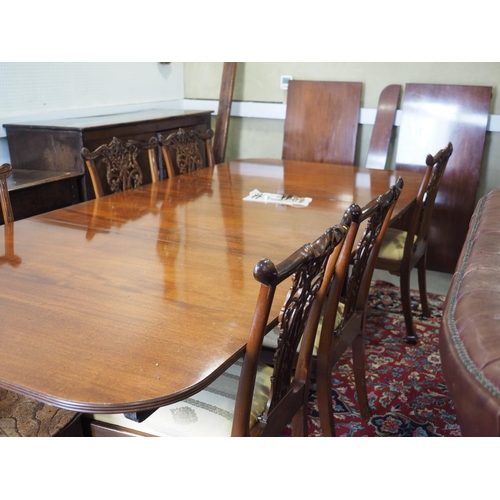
{"left": 0, "top": 159, "right": 423, "bottom": 413}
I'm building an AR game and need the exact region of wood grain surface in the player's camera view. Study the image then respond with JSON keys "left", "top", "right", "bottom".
{"left": 0, "top": 159, "right": 423, "bottom": 413}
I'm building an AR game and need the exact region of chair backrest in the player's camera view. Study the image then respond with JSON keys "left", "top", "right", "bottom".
{"left": 395, "top": 83, "right": 491, "bottom": 272}
{"left": 321, "top": 177, "right": 404, "bottom": 343}
{"left": 231, "top": 209, "right": 354, "bottom": 436}
{"left": 213, "top": 62, "right": 237, "bottom": 164}
{"left": 406, "top": 142, "right": 453, "bottom": 251}
{"left": 81, "top": 136, "right": 159, "bottom": 199}
{"left": 365, "top": 84, "right": 401, "bottom": 170}
{"left": 282, "top": 80, "right": 362, "bottom": 165}
{"left": 346, "top": 177, "right": 404, "bottom": 316}
{"left": 0, "top": 163, "right": 14, "bottom": 224}
{"left": 159, "top": 128, "right": 215, "bottom": 179}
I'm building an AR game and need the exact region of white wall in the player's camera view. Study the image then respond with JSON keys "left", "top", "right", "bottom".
{"left": 0, "top": 62, "right": 185, "bottom": 164}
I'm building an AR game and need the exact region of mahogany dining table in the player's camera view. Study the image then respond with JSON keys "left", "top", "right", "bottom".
{"left": 0, "top": 159, "right": 424, "bottom": 416}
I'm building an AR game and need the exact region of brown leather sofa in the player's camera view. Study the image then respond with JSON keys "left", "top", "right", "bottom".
{"left": 440, "top": 189, "right": 500, "bottom": 436}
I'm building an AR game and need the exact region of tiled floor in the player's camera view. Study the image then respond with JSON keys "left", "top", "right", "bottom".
{"left": 372, "top": 268, "right": 453, "bottom": 297}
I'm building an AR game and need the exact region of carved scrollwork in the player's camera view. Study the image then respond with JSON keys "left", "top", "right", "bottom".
{"left": 82, "top": 137, "right": 158, "bottom": 195}
{"left": 161, "top": 128, "right": 213, "bottom": 175}
{"left": 340, "top": 179, "right": 403, "bottom": 330}
{"left": 257, "top": 225, "right": 345, "bottom": 422}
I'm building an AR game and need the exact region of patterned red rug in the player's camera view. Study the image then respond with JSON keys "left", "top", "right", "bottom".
{"left": 284, "top": 280, "right": 461, "bottom": 437}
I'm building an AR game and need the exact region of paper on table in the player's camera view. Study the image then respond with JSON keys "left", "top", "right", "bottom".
{"left": 243, "top": 189, "right": 312, "bottom": 207}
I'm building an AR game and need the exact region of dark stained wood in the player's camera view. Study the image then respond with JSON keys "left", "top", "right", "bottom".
{"left": 4, "top": 171, "right": 81, "bottom": 225}
{"left": 4, "top": 109, "right": 212, "bottom": 201}
{"left": 234, "top": 216, "right": 348, "bottom": 436}
{"left": 82, "top": 136, "right": 160, "bottom": 198}
{"left": 282, "top": 80, "right": 362, "bottom": 165}
{"left": 366, "top": 84, "right": 401, "bottom": 170}
{"left": 84, "top": 419, "right": 153, "bottom": 437}
{"left": 0, "top": 159, "right": 424, "bottom": 414}
{"left": 213, "top": 62, "right": 237, "bottom": 164}
{"left": 316, "top": 178, "right": 404, "bottom": 436}
{"left": 2, "top": 167, "right": 79, "bottom": 226}
{"left": 395, "top": 84, "right": 492, "bottom": 272}
{"left": 376, "top": 143, "right": 453, "bottom": 344}
{"left": 0, "top": 164, "right": 14, "bottom": 224}
{"left": 159, "top": 128, "right": 214, "bottom": 178}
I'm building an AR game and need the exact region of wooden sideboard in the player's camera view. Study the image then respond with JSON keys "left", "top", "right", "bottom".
{"left": 2, "top": 109, "right": 212, "bottom": 222}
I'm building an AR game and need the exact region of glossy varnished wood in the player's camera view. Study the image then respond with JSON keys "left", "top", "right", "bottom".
{"left": 213, "top": 62, "right": 237, "bottom": 164}
{"left": 4, "top": 109, "right": 212, "bottom": 202}
{"left": 396, "top": 83, "right": 492, "bottom": 272}
{"left": 366, "top": 85, "right": 401, "bottom": 170}
{"left": 0, "top": 159, "right": 423, "bottom": 414}
{"left": 0, "top": 164, "right": 14, "bottom": 224}
{"left": 282, "top": 80, "right": 362, "bottom": 165}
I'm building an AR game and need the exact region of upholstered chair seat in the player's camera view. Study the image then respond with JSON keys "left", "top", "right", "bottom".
{"left": 263, "top": 305, "right": 344, "bottom": 356}
{"left": 92, "top": 359, "right": 273, "bottom": 437}
{"left": 377, "top": 228, "right": 417, "bottom": 262}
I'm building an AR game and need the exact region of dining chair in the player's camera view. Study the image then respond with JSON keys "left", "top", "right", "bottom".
{"left": 213, "top": 62, "right": 237, "bottom": 164}
{"left": 365, "top": 84, "right": 401, "bottom": 170}
{"left": 86, "top": 211, "right": 353, "bottom": 436}
{"left": 316, "top": 177, "right": 404, "bottom": 437}
{"left": 0, "top": 163, "right": 14, "bottom": 224}
{"left": 375, "top": 143, "right": 453, "bottom": 344}
{"left": 81, "top": 136, "right": 160, "bottom": 198}
{"left": 395, "top": 83, "right": 491, "bottom": 273}
{"left": 282, "top": 80, "right": 362, "bottom": 165}
{"left": 158, "top": 127, "right": 215, "bottom": 179}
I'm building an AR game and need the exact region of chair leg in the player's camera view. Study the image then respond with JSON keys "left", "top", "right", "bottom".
{"left": 400, "top": 271, "right": 417, "bottom": 344}
{"left": 352, "top": 333, "right": 371, "bottom": 420}
{"left": 417, "top": 255, "right": 431, "bottom": 317}
{"left": 291, "top": 405, "right": 308, "bottom": 437}
{"left": 316, "top": 359, "right": 337, "bottom": 437}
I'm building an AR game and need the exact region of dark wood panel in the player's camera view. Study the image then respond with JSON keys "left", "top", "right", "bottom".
{"left": 366, "top": 84, "right": 401, "bottom": 170}
{"left": 2, "top": 173, "right": 81, "bottom": 224}
{"left": 85, "top": 420, "right": 152, "bottom": 437}
{"left": 4, "top": 109, "right": 213, "bottom": 207}
{"left": 396, "top": 84, "right": 492, "bottom": 272}
{"left": 213, "top": 62, "right": 237, "bottom": 164}
{"left": 282, "top": 80, "right": 362, "bottom": 165}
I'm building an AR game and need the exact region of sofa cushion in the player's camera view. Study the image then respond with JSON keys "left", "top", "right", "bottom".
{"left": 440, "top": 189, "right": 500, "bottom": 436}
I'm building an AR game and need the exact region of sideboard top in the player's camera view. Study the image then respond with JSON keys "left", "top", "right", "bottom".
{"left": 3, "top": 109, "right": 213, "bottom": 132}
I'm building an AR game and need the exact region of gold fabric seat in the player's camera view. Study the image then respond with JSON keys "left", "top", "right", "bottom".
{"left": 377, "top": 228, "right": 417, "bottom": 262}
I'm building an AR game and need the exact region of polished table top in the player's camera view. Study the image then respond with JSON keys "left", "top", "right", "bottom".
{"left": 0, "top": 159, "right": 424, "bottom": 413}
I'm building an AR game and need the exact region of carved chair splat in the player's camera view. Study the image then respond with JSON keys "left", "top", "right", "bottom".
{"left": 159, "top": 128, "right": 215, "bottom": 179}
{"left": 81, "top": 136, "right": 159, "bottom": 198}
{"left": 316, "top": 178, "right": 404, "bottom": 436}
